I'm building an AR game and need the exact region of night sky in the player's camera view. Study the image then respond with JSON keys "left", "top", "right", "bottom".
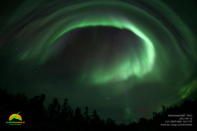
{"left": 0, "top": 0, "right": 197, "bottom": 123}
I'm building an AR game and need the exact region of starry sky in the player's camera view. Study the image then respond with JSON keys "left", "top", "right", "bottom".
{"left": 0, "top": 0, "right": 197, "bottom": 123}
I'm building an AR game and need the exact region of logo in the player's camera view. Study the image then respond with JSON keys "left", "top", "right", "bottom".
{"left": 6, "top": 112, "right": 25, "bottom": 125}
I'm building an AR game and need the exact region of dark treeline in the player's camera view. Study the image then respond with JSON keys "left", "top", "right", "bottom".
{"left": 0, "top": 88, "right": 196, "bottom": 131}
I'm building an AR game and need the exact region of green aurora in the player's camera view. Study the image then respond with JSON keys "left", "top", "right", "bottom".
{"left": 0, "top": 0, "right": 196, "bottom": 122}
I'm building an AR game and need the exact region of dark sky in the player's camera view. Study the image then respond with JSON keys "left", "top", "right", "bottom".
{"left": 0, "top": 0, "right": 197, "bottom": 123}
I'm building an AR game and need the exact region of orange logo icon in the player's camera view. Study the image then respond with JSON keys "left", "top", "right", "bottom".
{"left": 6, "top": 112, "right": 25, "bottom": 125}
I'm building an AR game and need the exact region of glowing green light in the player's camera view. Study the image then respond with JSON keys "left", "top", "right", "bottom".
{"left": 54, "top": 17, "right": 155, "bottom": 83}
{"left": 15, "top": 0, "right": 195, "bottom": 86}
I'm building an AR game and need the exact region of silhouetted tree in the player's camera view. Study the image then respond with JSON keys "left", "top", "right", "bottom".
{"left": 84, "top": 106, "right": 90, "bottom": 125}
{"left": 48, "top": 98, "right": 60, "bottom": 120}
{"left": 0, "top": 88, "right": 196, "bottom": 131}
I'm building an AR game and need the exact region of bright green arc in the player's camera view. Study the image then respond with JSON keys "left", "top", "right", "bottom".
{"left": 55, "top": 17, "right": 155, "bottom": 84}
{"left": 17, "top": 1, "right": 158, "bottom": 84}
{"left": 19, "top": 16, "right": 156, "bottom": 84}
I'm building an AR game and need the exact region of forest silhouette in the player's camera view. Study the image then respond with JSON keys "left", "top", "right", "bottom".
{"left": 0, "top": 88, "right": 196, "bottom": 131}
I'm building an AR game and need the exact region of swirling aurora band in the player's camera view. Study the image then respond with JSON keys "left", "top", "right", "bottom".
{"left": 0, "top": 0, "right": 196, "bottom": 121}
{"left": 14, "top": 1, "right": 193, "bottom": 83}
{"left": 21, "top": 16, "right": 156, "bottom": 81}
{"left": 17, "top": 1, "right": 159, "bottom": 82}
